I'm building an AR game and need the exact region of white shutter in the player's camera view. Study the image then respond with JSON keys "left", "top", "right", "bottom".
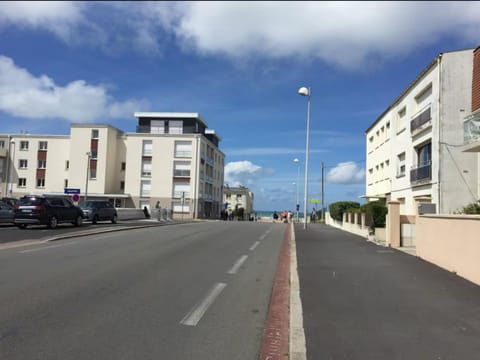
{"left": 169, "top": 120, "right": 183, "bottom": 134}
{"left": 151, "top": 120, "right": 165, "bottom": 134}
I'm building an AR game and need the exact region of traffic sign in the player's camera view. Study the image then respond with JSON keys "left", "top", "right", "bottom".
{"left": 309, "top": 199, "right": 321, "bottom": 203}
{"left": 72, "top": 194, "right": 80, "bottom": 202}
{"left": 64, "top": 188, "right": 80, "bottom": 194}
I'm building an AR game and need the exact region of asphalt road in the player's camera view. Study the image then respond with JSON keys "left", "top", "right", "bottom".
{"left": 0, "top": 221, "right": 286, "bottom": 360}
{"left": 296, "top": 224, "right": 480, "bottom": 360}
{"left": 0, "top": 219, "right": 163, "bottom": 243}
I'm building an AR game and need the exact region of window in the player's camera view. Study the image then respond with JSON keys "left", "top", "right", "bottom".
{"left": 20, "top": 141, "right": 29, "bottom": 150}
{"left": 64, "top": 179, "right": 68, "bottom": 188}
{"left": 66, "top": 160, "right": 69, "bottom": 170}
{"left": 18, "top": 178, "right": 26, "bottom": 187}
{"left": 397, "top": 152, "right": 406, "bottom": 177}
{"left": 0, "top": 140, "right": 4, "bottom": 148}
{"left": 173, "top": 182, "right": 190, "bottom": 198}
{"left": 120, "top": 181, "right": 125, "bottom": 191}
{"left": 416, "top": 142, "right": 431, "bottom": 167}
{"left": 141, "top": 180, "right": 151, "bottom": 197}
{"left": 91, "top": 129, "right": 99, "bottom": 139}
{"left": 90, "top": 150, "right": 98, "bottom": 159}
{"left": 141, "top": 159, "right": 152, "bottom": 177}
{"left": 121, "top": 162, "right": 126, "bottom": 171}
{"left": 38, "top": 141, "right": 48, "bottom": 150}
{"left": 142, "top": 140, "right": 152, "bottom": 156}
{"left": 151, "top": 120, "right": 165, "bottom": 134}
{"left": 36, "top": 178, "right": 45, "bottom": 187}
{"left": 415, "top": 83, "right": 432, "bottom": 106}
{"left": 397, "top": 107, "right": 406, "bottom": 132}
{"left": 90, "top": 168, "right": 97, "bottom": 179}
{"left": 174, "top": 161, "right": 190, "bottom": 177}
{"left": 173, "top": 201, "right": 189, "bottom": 213}
{"left": 175, "top": 141, "right": 192, "bottom": 158}
{"left": 38, "top": 159, "right": 46, "bottom": 169}
{"left": 169, "top": 120, "right": 183, "bottom": 134}
{"left": 19, "top": 159, "right": 28, "bottom": 169}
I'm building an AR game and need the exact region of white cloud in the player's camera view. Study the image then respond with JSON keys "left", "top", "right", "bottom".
{"left": 0, "top": 55, "right": 148, "bottom": 122}
{"left": 0, "top": 1, "right": 84, "bottom": 41}
{"left": 158, "top": 1, "right": 480, "bottom": 68}
{"left": 224, "top": 160, "right": 272, "bottom": 186}
{"left": 2, "top": 2, "right": 479, "bottom": 68}
{"left": 327, "top": 162, "right": 365, "bottom": 184}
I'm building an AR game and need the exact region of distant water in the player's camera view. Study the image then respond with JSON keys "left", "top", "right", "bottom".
{"left": 255, "top": 210, "right": 304, "bottom": 219}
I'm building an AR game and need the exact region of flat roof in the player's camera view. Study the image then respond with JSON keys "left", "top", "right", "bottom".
{"left": 134, "top": 112, "right": 208, "bottom": 128}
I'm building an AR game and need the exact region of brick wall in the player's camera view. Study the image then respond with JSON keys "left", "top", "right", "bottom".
{"left": 473, "top": 47, "right": 480, "bottom": 112}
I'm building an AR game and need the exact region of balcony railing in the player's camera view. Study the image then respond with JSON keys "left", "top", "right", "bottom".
{"left": 410, "top": 107, "right": 431, "bottom": 133}
{"left": 463, "top": 110, "right": 480, "bottom": 144}
{"left": 174, "top": 170, "right": 190, "bottom": 177}
{"left": 410, "top": 162, "right": 431, "bottom": 183}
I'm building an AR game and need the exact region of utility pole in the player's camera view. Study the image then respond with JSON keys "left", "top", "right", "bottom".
{"left": 321, "top": 161, "right": 325, "bottom": 223}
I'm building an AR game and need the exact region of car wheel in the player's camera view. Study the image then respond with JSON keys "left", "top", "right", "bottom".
{"left": 111, "top": 214, "right": 117, "bottom": 224}
{"left": 74, "top": 215, "right": 83, "bottom": 227}
{"left": 92, "top": 215, "right": 99, "bottom": 224}
{"left": 48, "top": 216, "right": 58, "bottom": 229}
{"left": 17, "top": 224, "right": 27, "bottom": 229}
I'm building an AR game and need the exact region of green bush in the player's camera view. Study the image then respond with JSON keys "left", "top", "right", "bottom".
{"left": 462, "top": 202, "right": 480, "bottom": 214}
{"left": 329, "top": 201, "right": 360, "bottom": 221}
{"left": 360, "top": 201, "right": 387, "bottom": 227}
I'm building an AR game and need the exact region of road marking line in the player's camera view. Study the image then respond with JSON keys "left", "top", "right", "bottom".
{"left": 19, "top": 241, "right": 77, "bottom": 253}
{"left": 249, "top": 241, "right": 260, "bottom": 251}
{"left": 259, "top": 234, "right": 266, "bottom": 241}
{"left": 227, "top": 255, "right": 248, "bottom": 274}
{"left": 180, "top": 282, "right": 227, "bottom": 326}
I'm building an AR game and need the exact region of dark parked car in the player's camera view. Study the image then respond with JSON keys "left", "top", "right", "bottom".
{"left": 79, "top": 200, "right": 117, "bottom": 224}
{"left": 14, "top": 196, "right": 84, "bottom": 229}
{"left": 1, "top": 197, "right": 19, "bottom": 208}
{"left": 0, "top": 201, "right": 14, "bottom": 224}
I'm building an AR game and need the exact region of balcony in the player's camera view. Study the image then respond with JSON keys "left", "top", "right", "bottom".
{"left": 136, "top": 125, "right": 150, "bottom": 133}
{"left": 410, "top": 107, "right": 431, "bottom": 136}
{"left": 174, "top": 169, "right": 190, "bottom": 177}
{"left": 463, "top": 110, "right": 480, "bottom": 151}
{"left": 410, "top": 162, "right": 431, "bottom": 183}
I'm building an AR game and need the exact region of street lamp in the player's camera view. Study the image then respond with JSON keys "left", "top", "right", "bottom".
{"left": 293, "top": 158, "right": 300, "bottom": 223}
{"left": 85, "top": 152, "right": 91, "bottom": 202}
{"left": 9, "top": 138, "right": 15, "bottom": 196}
{"left": 298, "top": 86, "right": 311, "bottom": 229}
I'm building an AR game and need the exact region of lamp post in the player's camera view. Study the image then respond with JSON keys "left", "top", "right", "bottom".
{"left": 293, "top": 158, "right": 300, "bottom": 223}
{"left": 298, "top": 86, "right": 311, "bottom": 229}
{"left": 85, "top": 152, "right": 91, "bottom": 202}
{"left": 9, "top": 138, "right": 15, "bottom": 196}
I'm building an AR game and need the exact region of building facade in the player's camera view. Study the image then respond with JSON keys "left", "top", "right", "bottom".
{"left": 0, "top": 112, "right": 225, "bottom": 220}
{"left": 462, "top": 47, "right": 480, "bottom": 199}
{"left": 223, "top": 185, "right": 254, "bottom": 220}
{"left": 365, "top": 49, "right": 479, "bottom": 215}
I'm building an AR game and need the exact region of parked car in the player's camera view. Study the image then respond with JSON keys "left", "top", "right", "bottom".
{"left": 1, "top": 197, "right": 19, "bottom": 208}
{"left": 0, "top": 201, "right": 14, "bottom": 224}
{"left": 78, "top": 200, "right": 117, "bottom": 224}
{"left": 14, "top": 196, "right": 84, "bottom": 229}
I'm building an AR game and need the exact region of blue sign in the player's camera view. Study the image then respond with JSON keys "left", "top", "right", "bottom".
{"left": 64, "top": 188, "right": 81, "bottom": 195}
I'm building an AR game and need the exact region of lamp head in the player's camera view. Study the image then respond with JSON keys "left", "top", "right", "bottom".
{"left": 293, "top": 158, "right": 299, "bottom": 163}
{"left": 10, "top": 139, "right": 15, "bottom": 144}
{"left": 298, "top": 87, "right": 309, "bottom": 97}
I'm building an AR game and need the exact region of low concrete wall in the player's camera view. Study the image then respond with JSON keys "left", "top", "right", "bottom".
{"left": 116, "top": 208, "right": 147, "bottom": 220}
{"left": 417, "top": 214, "right": 480, "bottom": 286}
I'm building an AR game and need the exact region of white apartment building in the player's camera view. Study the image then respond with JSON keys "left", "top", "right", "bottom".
{"left": 223, "top": 185, "right": 254, "bottom": 220}
{"left": 0, "top": 112, "right": 225, "bottom": 220}
{"left": 365, "top": 48, "right": 479, "bottom": 215}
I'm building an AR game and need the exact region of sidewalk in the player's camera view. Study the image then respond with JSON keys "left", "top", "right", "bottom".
{"left": 294, "top": 223, "right": 480, "bottom": 360}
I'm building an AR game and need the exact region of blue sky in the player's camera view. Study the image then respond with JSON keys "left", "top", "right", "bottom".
{"left": 1, "top": 2, "right": 479, "bottom": 211}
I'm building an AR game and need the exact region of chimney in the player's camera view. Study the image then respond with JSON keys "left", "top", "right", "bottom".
{"left": 472, "top": 47, "right": 480, "bottom": 112}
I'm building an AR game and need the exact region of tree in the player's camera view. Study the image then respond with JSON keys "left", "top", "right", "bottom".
{"left": 328, "top": 201, "right": 360, "bottom": 222}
